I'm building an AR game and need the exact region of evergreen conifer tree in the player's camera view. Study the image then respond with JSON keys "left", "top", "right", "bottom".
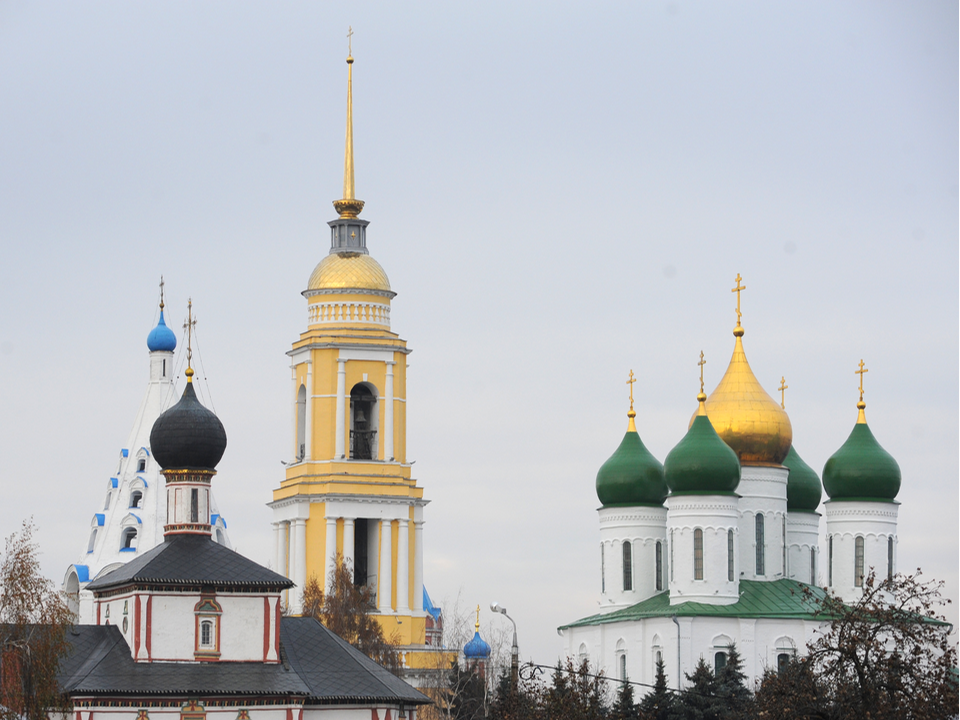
{"left": 638, "top": 658, "right": 676, "bottom": 720}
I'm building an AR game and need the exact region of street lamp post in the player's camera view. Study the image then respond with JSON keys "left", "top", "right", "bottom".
{"left": 490, "top": 601, "right": 519, "bottom": 690}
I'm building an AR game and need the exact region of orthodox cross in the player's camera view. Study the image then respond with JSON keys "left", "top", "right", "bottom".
{"left": 698, "top": 351, "right": 706, "bottom": 394}
{"left": 778, "top": 376, "right": 788, "bottom": 409}
{"left": 731, "top": 273, "right": 746, "bottom": 326}
{"left": 856, "top": 359, "right": 868, "bottom": 401}
{"left": 159, "top": 275, "right": 166, "bottom": 310}
{"left": 347, "top": 26, "right": 354, "bottom": 55}
{"left": 475, "top": 605, "right": 481, "bottom": 630}
{"left": 626, "top": 369, "right": 636, "bottom": 412}
{"left": 183, "top": 299, "right": 196, "bottom": 372}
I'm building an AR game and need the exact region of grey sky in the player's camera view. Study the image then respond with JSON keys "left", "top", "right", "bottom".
{"left": 0, "top": 1, "right": 956, "bottom": 665}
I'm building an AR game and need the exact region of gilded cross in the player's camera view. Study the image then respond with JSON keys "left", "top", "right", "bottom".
{"left": 475, "top": 604, "right": 481, "bottom": 630}
{"left": 698, "top": 351, "right": 706, "bottom": 394}
{"left": 731, "top": 273, "right": 746, "bottom": 326}
{"left": 183, "top": 299, "right": 196, "bottom": 370}
{"left": 856, "top": 359, "right": 868, "bottom": 401}
{"left": 778, "top": 376, "right": 788, "bottom": 409}
{"left": 347, "top": 26, "right": 354, "bottom": 56}
{"left": 159, "top": 275, "right": 165, "bottom": 310}
{"left": 626, "top": 370, "right": 636, "bottom": 411}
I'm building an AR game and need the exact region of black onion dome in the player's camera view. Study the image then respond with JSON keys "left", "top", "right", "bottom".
{"left": 150, "top": 382, "right": 227, "bottom": 470}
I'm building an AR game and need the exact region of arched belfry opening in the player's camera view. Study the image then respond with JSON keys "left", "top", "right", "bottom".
{"left": 296, "top": 384, "right": 306, "bottom": 461}
{"left": 349, "top": 383, "right": 378, "bottom": 460}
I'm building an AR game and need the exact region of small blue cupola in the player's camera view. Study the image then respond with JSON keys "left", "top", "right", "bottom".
{"left": 463, "top": 605, "right": 491, "bottom": 660}
{"left": 147, "top": 309, "right": 177, "bottom": 352}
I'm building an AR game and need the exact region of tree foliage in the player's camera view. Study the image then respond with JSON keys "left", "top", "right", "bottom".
{"left": 754, "top": 570, "right": 958, "bottom": 720}
{"left": 300, "top": 556, "right": 401, "bottom": 673}
{"left": 638, "top": 657, "right": 677, "bottom": 720}
{"left": 0, "top": 520, "right": 73, "bottom": 720}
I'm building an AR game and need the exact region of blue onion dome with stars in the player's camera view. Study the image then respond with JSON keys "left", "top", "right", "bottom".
{"left": 463, "top": 606, "right": 491, "bottom": 660}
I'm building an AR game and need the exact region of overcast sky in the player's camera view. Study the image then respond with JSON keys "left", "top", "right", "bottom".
{"left": 0, "top": 1, "right": 956, "bottom": 665}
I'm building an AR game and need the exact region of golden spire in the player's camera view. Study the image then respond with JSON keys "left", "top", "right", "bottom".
{"left": 778, "top": 376, "right": 788, "bottom": 409}
{"left": 626, "top": 369, "right": 637, "bottom": 431}
{"left": 475, "top": 604, "right": 481, "bottom": 632}
{"left": 731, "top": 273, "right": 746, "bottom": 337}
{"left": 697, "top": 351, "right": 708, "bottom": 414}
{"left": 183, "top": 299, "right": 196, "bottom": 383}
{"left": 333, "top": 27, "right": 365, "bottom": 220}
{"left": 855, "top": 359, "right": 868, "bottom": 423}
{"left": 159, "top": 275, "right": 165, "bottom": 311}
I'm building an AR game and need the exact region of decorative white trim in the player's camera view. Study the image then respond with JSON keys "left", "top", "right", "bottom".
{"left": 304, "top": 287, "right": 396, "bottom": 300}
{"left": 308, "top": 301, "right": 391, "bottom": 327}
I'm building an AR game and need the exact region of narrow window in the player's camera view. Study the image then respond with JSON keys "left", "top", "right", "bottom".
{"left": 296, "top": 384, "right": 306, "bottom": 461}
{"left": 121, "top": 528, "right": 137, "bottom": 550}
{"left": 655, "top": 649, "right": 663, "bottom": 666}
{"left": 129, "top": 491, "right": 143, "bottom": 509}
{"left": 655, "top": 541, "right": 663, "bottom": 591}
{"left": 200, "top": 620, "right": 213, "bottom": 647}
{"left": 619, "top": 653, "right": 627, "bottom": 681}
{"left": 854, "top": 536, "right": 864, "bottom": 587}
{"left": 887, "top": 536, "right": 894, "bottom": 580}
{"left": 755, "top": 513, "right": 765, "bottom": 576}
{"left": 87, "top": 528, "right": 98, "bottom": 553}
{"left": 828, "top": 536, "right": 833, "bottom": 586}
{"left": 777, "top": 653, "right": 790, "bottom": 674}
{"left": 600, "top": 544, "right": 605, "bottom": 594}
{"left": 810, "top": 547, "right": 816, "bottom": 585}
{"left": 727, "top": 529, "right": 734, "bottom": 582}
{"left": 349, "top": 384, "right": 377, "bottom": 460}
{"left": 103, "top": 493, "right": 111, "bottom": 511}
{"left": 137, "top": 458, "right": 146, "bottom": 472}
{"left": 670, "top": 531, "right": 675, "bottom": 582}
{"left": 162, "top": 358, "right": 166, "bottom": 377}
{"left": 622, "top": 541, "right": 633, "bottom": 591}
{"left": 714, "top": 651, "right": 727, "bottom": 674}
{"left": 782, "top": 516, "right": 787, "bottom": 576}
{"left": 694, "top": 529, "right": 704, "bottom": 580}
{"left": 190, "top": 489, "right": 199, "bottom": 523}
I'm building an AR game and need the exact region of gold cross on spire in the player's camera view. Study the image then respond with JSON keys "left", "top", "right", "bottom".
{"left": 626, "top": 370, "right": 636, "bottom": 412}
{"left": 475, "top": 604, "right": 480, "bottom": 632}
{"left": 778, "top": 376, "right": 788, "bottom": 409}
{"left": 698, "top": 351, "right": 706, "bottom": 394}
{"left": 731, "top": 273, "right": 746, "bottom": 330}
{"left": 856, "top": 359, "right": 868, "bottom": 401}
{"left": 183, "top": 299, "right": 196, "bottom": 382}
{"left": 347, "top": 25, "right": 354, "bottom": 56}
{"left": 159, "top": 276, "right": 165, "bottom": 310}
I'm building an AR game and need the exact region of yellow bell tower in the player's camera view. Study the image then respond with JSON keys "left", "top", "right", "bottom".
{"left": 270, "top": 46, "right": 427, "bottom": 650}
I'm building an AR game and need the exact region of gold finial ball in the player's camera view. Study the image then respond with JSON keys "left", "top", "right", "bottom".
{"left": 697, "top": 392, "right": 707, "bottom": 403}
{"left": 346, "top": 55, "right": 354, "bottom": 64}
{"left": 857, "top": 400, "right": 866, "bottom": 410}
{"left": 628, "top": 409, "right": 637, "bottom": 419}
{"left": 185, "top": 367, "right": 195, "bottom": 378}
{"left": 733, "top": 326, "right": 744, "bottom": 337}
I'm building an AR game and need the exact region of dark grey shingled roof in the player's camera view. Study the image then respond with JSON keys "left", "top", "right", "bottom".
{"left": 60, "top": 619, "right": 430, "bottom": 704}
{"left": 85, "top": 534, "right": 293, "bottom": 592}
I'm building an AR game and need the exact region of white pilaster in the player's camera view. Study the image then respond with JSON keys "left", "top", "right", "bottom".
{"left": 385, "top": 361, "right": 395, "bottom": 461}
{"left": 343, "top": 517, "right": 355, "bottom": 572}
{"left": 379, "top": 520, "right": 393, "bottom": 613}
{"left": 413, "top": 520, "right": 424, "bottom": 611}
{"left": 287, "top": 519, "right": 299, "bottom": 612}
{"left": 335, "top": 358, "right": 347, "bottom": 458}
{"left": 325, "top": 517, "right": 338, "bottom": 595}
{"left": 292, "top": 519, "right": 306, "bottom": 609}
{"left": 304, "top": 362, "right": 313, "bottom": 460}
{"left": 396, "top": 517, "right": 410, "bottom": 612}
{"left": 290, "top": 370, "right": 298, "bottom": 461}
{"left": 272, "top": 522, "right": 282, "bottom": 573}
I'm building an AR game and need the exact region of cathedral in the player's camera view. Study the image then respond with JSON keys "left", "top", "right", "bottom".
{"left": 559, "top": 277, "right": 901, "bottom": 691}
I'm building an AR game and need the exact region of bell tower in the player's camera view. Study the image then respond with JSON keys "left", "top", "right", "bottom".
{"left": 269, "top": 47, "right": 426, "bottom": 649}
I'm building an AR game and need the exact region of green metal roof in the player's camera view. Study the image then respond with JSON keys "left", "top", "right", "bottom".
{"left": 559, "top": 579, "right": 833, "bottom": 629}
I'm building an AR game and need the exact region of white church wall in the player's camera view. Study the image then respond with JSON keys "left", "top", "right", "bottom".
{"left": 825, "top": 500, "right": 898, "bottom": 602}
{"left": 666, "top": 495, "right": 739, "bottom": 604}
{"left": 736, "top": 466, "right": 788, "bottom": 582}
{"left": 786, "top": 510, "right": 821, "bottom": 585}
{"left": 598, "top": 506, "right": 667, "bottom": 611}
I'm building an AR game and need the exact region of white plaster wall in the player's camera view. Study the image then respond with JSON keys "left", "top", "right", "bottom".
{"left": 786, "top": 511, "right": 821, "bottom": 585}
{"left": 736, "top": 466, "right": 788, "bottom": 582}
{"left": 825, "top": 500, "right": 898, "bottom": 602}
{"left": 219, "top": 594, "right": 270, "bottom": 661}
{"left": 666, "top": 495, "right": 739, "bottom": 604}
{"left": 148, "top": 594, "right": 205, "bottom": 660}
{"left": 598, "top": 506, "right": 667, "bottom": 611}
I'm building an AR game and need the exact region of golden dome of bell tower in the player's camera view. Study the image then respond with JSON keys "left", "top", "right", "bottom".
{"left": 695, "top": 274, "right": 793, "bottom": 466}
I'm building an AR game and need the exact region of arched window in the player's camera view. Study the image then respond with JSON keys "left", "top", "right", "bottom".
{"left": 296, "top": 384, "right": 306, "bottom": 461}
{"left": 216, "top": 528, "right": 225, "bottom": 545}
{"left": 828, "top": 535, "right": 834, "bottom": 586}
{"left": 200, "top": 620, "right": 214, "bottom": 647}
{"left": 655, "top": 541, "right": 663, "bottom": 591}
{"left": 619, "top": 653, "right": 627, "bottom": 682}
{"left": 121, "top": 528, "right": 137, "bottom": 551}
{"left": 349, "top": 384, "right": 378, "bottom": 460}
{"left": 194, "top": 597, "right": 222, "bottom": 659}
{"left": 755, "top": 513, "right": 765, "bottom": 576}
{"left": 693, "top": 529, "right": 703, "bottom": 580}
{"left": 137, "top": 458, "right": 146, "bottom": 472}
{"left": 622, "top": 541, "right": 633, "bottom": 591}
{"left": 87, "top": 529, "right": 98, "bottom": 553}
{"left": 714, "top": 651, "right": 727, "bottom": 674}
{"left": 810, "top": 546, "right": 816, "bottom": 585}
{"left": 887, "top": 536, "right": 894, "bottom": 580}
{"left": 777, "top": 653, "right": 791, "bottom": 674}
{"left": 727, "top": 529, "right": 734, "bottom": 582}
{"left": 129, "top": 491, "right": 143, "bottom": 509}
{"left": 854, "top": 536, "right": 865, "bottom": 587}
{"left": 578, "top": 643, "right": 588, "bottom": 664}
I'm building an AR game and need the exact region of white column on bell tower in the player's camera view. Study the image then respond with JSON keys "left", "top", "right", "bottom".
{"left": 385, "top": 361, "right": 395, "bottom": 461}
{"left": 304, "top": 362, "right": 313, "bottom": 460}
{"left": 396, "top": 517, "right": 409, "bottom": 612}
{"left": 325, "top": 517, "right": 338, "bottom": 594}
{"left": 335, "top": 358, "right": 347, "bottom": 458}
{"left": 378, "top": 520, "right": 393, "bottom": 613}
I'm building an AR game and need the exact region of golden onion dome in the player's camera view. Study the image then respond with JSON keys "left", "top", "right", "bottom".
{"left": 307, "top": 252, "right": 391, "bottom": 293}
{"left": 692, "top": 331, "right": 792, "bottom": 465}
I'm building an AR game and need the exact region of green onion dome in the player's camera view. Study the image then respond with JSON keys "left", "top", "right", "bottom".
{"left": 664, "top": 395, "right": 741, "bottom": 495}
{"left": 783, "top": 445, "right": 822, "bottom": 511}
{"left": 823, "top": 401, "right": 900, "bottom": 501}
{"left": 596, "top": 411, "right": 667, "bottom": 506}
